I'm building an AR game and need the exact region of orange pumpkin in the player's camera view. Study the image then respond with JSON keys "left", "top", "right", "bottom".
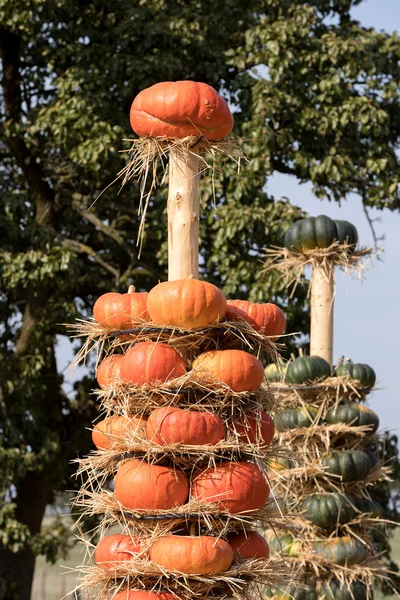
{"left": 227, "top": 530, "right": 269, "bottom": 559}
{"left": 146, "top": 407, "right": 224, "bottom": 446}
{"left": 119, "top": 342, "right": 186, "bottom": 385}
{"left": 92, "top": 415, "right": 147, "bottom": 450}
{"left": 150, "top": 535, "right": 234, "bottom": 574}
{"left": 95, "top": 534, "right": 145, "bottom": 569}
{"left": 226, "top": 300, "right": 286, "bottom": 340}
{"left": 148, "top": 279, "right": 227, "bottom": 328}
{"left": 191, "top": 461, "right": 270, "bottom": 514}
{"left": 130, "top": 81, "right": 234, "bottom": 141}
{"left": 93, "top": 290, "right": 149, "bottom": 329}
{"left": 115, "top": 459, "right": 189, "bottom": 510}
{"left": 112, "top": 592, "right": 179, "bottom": 600}
{"left": 96, "top": 354, "right": 123, "bottom": 387}
{"left": 192, "top": 350, "right": 264, "bottom": 392}
{"left": 231, "top": 411, "right": 274, "bottom": 447}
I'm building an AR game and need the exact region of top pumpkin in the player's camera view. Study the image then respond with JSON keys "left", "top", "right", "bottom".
{"left": 130, "top": 81, "right": 234, "bottom": 140}
{"left": 284, "top": 215, "right": 358, "bottom": 253}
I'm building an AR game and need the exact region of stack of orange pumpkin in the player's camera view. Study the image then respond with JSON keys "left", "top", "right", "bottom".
{"left": 88, "top": 277, "right": 286, "bottom": 597}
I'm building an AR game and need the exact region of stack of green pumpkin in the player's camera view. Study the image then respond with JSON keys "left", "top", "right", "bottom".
{"left": 266, "top": 354, "right": 382, "bottom": 600}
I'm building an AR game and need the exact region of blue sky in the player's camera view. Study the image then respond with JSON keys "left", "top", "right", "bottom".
{"left": 57, "top": 0, "right": 400, "bottom": 436}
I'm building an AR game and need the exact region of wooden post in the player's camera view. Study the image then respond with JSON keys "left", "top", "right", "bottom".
{"left": 167, "top": 146, "right": 200, "bottom": 281}
{"left": 310, "top": 264, "right": 334, "bottom": 367}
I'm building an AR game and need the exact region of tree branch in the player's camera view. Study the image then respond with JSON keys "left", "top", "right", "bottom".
{"left": 62, "top": 238, "right": 120, "bottom": 280}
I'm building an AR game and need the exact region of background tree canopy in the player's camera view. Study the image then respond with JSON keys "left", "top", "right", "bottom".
{"left": 0, "top": 1, "right": 399, "bottom": 598}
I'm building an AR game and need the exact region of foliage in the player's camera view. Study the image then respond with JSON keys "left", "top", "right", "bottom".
{"left": 0, "top": 0, "right": 399, "bottom": 598}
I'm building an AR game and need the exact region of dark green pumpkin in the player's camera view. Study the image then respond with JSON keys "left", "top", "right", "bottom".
{"left": 354, "top": 497, "right": 383, "bottom": 518}
{"left": 285, "top": 355, "right": 331, "bottom": 384}
{"left": 265, "top": 585, "right": 316, "bottom": 600}
{"left": 335, "top": 362, "right": 376, "bottom": 389}
{"left": 284, "top": 215, "right": 358, "bottom": 253}
{"left": 270, "top": 457, "right": 296, "bottom": 471}
{"left": 363, "top": 448, "right": 380, "bottom": 470}
{"left": 269, "top": 534, "right": 302, "bottom": 557}
{"left": 314, "top": 536, "right": 366, "bottom": 566}
{"left": 325, "top": 403, "right": 379, "bottom": 434}
{"left": 301, "top": 493, "right": 355, "bottom": 528}
{"left": 275, "top": 407, "right": 319, "bottom": 431}
{"left": 320, "top": 579, "right": 372, "bottom": 600}
{"left": 322, "top": 450, "right": 372, "bottom": 482}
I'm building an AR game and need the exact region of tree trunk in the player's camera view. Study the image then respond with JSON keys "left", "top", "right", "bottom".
{"left": 0, "top": 472, "right": 49, "bottom": 600}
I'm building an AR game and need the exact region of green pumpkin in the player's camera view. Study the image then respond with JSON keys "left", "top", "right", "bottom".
{"left": 335, "top": 362, "right": 376, "bottom": 389}
{"left": 354, "top": 497, "right": 383, "bottom": 518}
{"left": 269, "top": 457, "right": 296, "bottom": 471}
{"left": 364, "top": 448, "right": 379, "bottom": 470}
{"left": 265, "top": 585, "right": 316, "bottom": 600}
{"left": 269, "top": 534, "right": 302, "bottom": 557}
{"left": 320, "top": 579, "right": 372, "bottom": 600}
{"left": 285, "top": 355, "right": 331, "bottom": 384}
{"left": 314, "top": 536, "right": 366, "bottom": 566}
{"left": 322, "top": 450, "right": 372, "bottom": 482}
{"left": 275, "top": 407, "right": 319, "bottom": 432}
{"left": 265, "top": 361, "right": 287, "bottom": 382}
{"left": 325, "top": 403, "right": 379, "bottom": 434}
{"left": 301, "top": 493, "right": 355, "bottom": 528}
{"left": 284, "top": 215, "right": 358, "bottom": 253}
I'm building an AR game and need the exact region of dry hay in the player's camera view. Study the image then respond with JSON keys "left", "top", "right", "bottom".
{"left": 66, "top": 318, "right": 282, "bottom": 372}
{"left": 71, "top": 490, "right": 291, "bottom": 540}
{"left": 73, "top": 555, "right": 288, "bottom": 600}
{"left": 269, "top": 377, "right": 371, "bottom": 408}
{"left": 93, "top": 375, "right": 276, "bottom": 417}
{"left": 262, "top": 243, "right": 382, "bottom": 297}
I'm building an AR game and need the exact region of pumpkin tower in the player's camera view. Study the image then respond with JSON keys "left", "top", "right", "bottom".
{"left": 70, "top": 81, "right": 293, "bottom": 600}
{"left": 264, "top": 215, "right": 397, "bottom": 600}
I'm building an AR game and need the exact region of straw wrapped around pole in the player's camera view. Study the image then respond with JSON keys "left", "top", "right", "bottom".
{"left": 168, "top": 146, "right": 201, "bottom": 280}
{"left": 310, "top": 263, "right": 334, "bottom": 367}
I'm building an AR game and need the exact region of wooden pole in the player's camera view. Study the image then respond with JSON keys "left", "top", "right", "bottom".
{"left": 310, "top": 264, "right": 334, "bottom": 367}
{"left": 167, "top": 146, "right": 200, "bottom": 281}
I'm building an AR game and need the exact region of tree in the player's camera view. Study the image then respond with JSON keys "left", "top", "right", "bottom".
{"left": 0, "top": 1, "right": 399, "bottom": 598}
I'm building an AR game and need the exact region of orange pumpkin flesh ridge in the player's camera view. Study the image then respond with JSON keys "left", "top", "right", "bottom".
{"left": 147, "top": 279, "right": 227, "bottom": 328}
{"left": 95, "top": 534, "right": 145, "bottom": 569}
{"left": 119, "top": 342, "right": 186, "bottom": 385}
{"left": 191, "top": 461, "right": 270, "bottom": 514}
{"left": 146, "top": 407, "right": 224, "bottom": 446}
{"left": 150, "top": 535, "right": 234, "bottom": 574}
{"left": 93, "top": 291, "right": 149, "bottom": 329}
{"left": 114, "top": 459, "right": 189, "bottom": 510}
{"left": 231, "top": 410, "right": 275, "bottom": 447}
{"left": 192, "top": 349, "right": 264, "bottom": 392}
{"left": 92, "top": 415, "right": 147, "bottom": 450}
{"left": 227, "top": 530, "right": 269, "bottom": 559}
{"left": 112, "top": 591, "right": 179, "bottom": 600}
{"left": 226, "top": 300, "right": 286, "bottom": 340}
{"left": 96, "top": 354, "right": 123, "bottom": 387}
{"left": 130, "top": 81, "right": 234, "bottom": 141}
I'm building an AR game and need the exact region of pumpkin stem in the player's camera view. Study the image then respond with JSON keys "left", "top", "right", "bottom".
{"left": 189, "top": 522, "right": 197, "bottom": 536}
{"left": 290, "top": 353, "right": 296, "bottom": 361}
{"left": 298, "top": 347, "right": 304, "bottom": 357}
{"left": 128, "top": 285, "right": 136, "bottom": 294}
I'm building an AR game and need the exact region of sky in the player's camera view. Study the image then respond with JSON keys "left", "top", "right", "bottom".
{"left": 57, "top": 0, "right": 400, "bottom": 437}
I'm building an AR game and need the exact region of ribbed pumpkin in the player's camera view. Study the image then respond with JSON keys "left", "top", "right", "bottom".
{"left": 354, "top": 497, "right": 383, "bottom": 518}
{"left": 96, "top": 354, "right": 123, "bottom": 387}
{"left": 275, "top": 407, "right": 319, "bottom": 432}
{"left": 284, "top": 215, "right": 358, "bottom": 252}
{"left": 93, "top": 289, "right": 149, "bottom": 329}
{"left": 147, "top": 279, "right": 227, "bottom": 328}
{"left": 95, "top": 534, "right": 144, "bottom": 569}
{"left": 227, "top": 530, "right": 269, "bottom": 559}
{"left": 225, "top": 300, "right": 286, "bottom": 340}
{"left": 119, "top": 342, "right": 186, "bottom": 385}
{"left": 264, "top": 361, "right": 287, "bottom": 382}
{"left": 231, "top": 410, "right": 274, "bottom": 446}
{"left": 111, "top": 592, "right": 179, "bottom": 600}
{"left": 301, "top": 493, "right": 355, "bottom": 528}
{"left": 285, "top": 355, "right": 331, "bottom": 384}
{"left": 191, "top": 461, "right": 270, "bottom": 514}
{"left": 192, "top": 349, "right": 264, "bottom": 392}
{"left": 92, "top": 415, "right": 147, "bottom": 450}
{"left": 114, "top": 459, "right": 189, "bottom": 510}
{"left": 326, "top": 403, "right": 379, "bottom": 434}
{"left": 130, "top": 81, "right": 234, "bottom": 140}
{"left": 335, "top": 362, "right": 376, "bottom": 389}
{"left": 321, "top": 579, "right": 371, "bottom": 600}
{"left": 322, "top": 450, "right": 372, "bottom": 483}
{"left": 150, "top": 535, "right": 234, "bottom": 574}
{"left": 269, "top": 534, "right": 302, "bottom": 557}
{"left": 146, "top": 407, "right": 224, "bottom": 446}
{"left": 313, "top": 536, "right": 366, "bottom": 566}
